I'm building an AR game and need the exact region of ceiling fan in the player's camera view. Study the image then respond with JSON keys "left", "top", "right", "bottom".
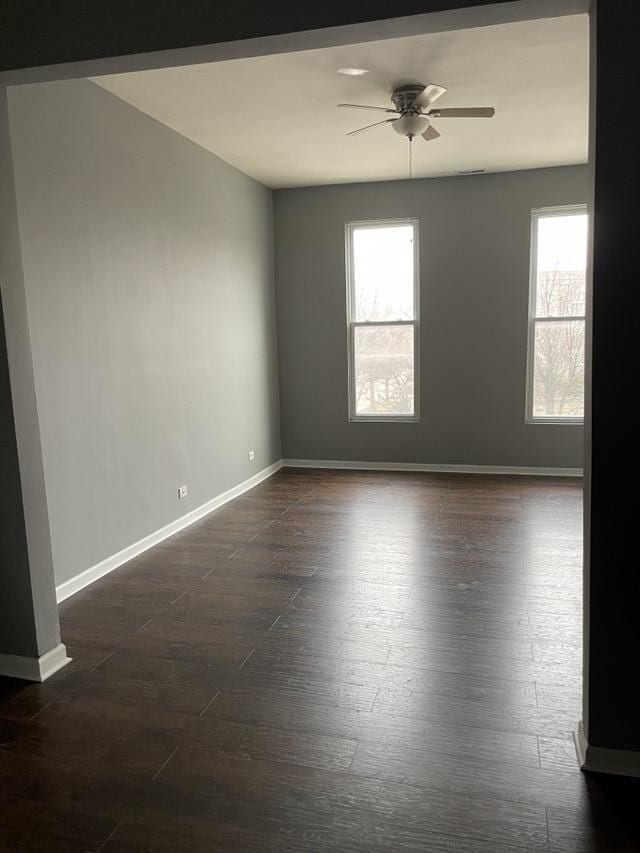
{"left": 338, "top": 83, "right": 495, "bottom": 142}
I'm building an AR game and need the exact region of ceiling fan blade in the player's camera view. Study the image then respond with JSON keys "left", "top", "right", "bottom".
{"left": 346, "top": 118, "right": 397, "bottom": 136}
{"left": 422, "top": 124, "right": 441, "bottom": 141}
{"left": 429, "top": 107, "right": 496, "bottom": 118}
{"left": 337, "top": 103, "right": 399, "bottom": 113}
{"left": 415, "top": 84, "right": 447, "bottom": 108}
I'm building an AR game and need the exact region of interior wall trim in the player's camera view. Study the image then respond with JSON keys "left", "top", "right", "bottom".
{"left": 574, "top": 721, "right": 640, "bottom": 779}
{"left": 55, "top": 455, "right": 580, "bottom": 604}
{"left": 282, "top": 458, "right": 583, "bottom": 477}
{"left": 55, "top": 460, "right": 283, "bottom": 603}
{"left": 0, "top": 643, "right": 71, "bottom": 682}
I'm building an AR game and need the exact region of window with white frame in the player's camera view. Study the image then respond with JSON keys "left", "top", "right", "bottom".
{"left": 346, "top": 220, "right": 419, "bottom": 421}
{"left": 526, "top": 205, "right": 588, "bottom": 422}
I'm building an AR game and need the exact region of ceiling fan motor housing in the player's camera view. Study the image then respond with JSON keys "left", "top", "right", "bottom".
{"left": 391, "top": 83, "right": 428, "bottom": 112}
{"left": 391, "top": 84, "right": 431, "bottom": 138}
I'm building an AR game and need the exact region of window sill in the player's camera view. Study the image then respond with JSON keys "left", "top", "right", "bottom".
{"left": 526, "top": 417, "right": 584, "bottom": 425}
{"left": 349, "top": 416, "right": 420, "bottom": 424}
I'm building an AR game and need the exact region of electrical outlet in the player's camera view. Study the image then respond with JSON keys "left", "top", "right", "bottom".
{"left": 177, "top": 485, "right": 188, "bottom": 499}
{"left": 248, "top": 450, "right": 255, "bottom": 462}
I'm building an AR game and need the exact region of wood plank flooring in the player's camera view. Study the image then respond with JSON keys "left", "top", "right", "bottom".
{"left": 1, "top": 468, "right": 639, "bottom": 851}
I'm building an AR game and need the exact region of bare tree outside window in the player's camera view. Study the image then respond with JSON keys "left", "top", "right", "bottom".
{"left": 346, "top": 221, "right": 418, "bottom": 419}
{"left": 354, "top": 325, "right": 414, "bottom": 415}
{"left": 528, "top": 208, "right": 587, "bottom": 421}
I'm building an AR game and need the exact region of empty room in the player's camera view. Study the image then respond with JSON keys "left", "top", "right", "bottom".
{"left": 1, "top": 1, "right": 640, "bottom": 851}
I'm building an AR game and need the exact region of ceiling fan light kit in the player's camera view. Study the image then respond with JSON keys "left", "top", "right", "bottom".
{"left": 337, "top": 83, "right": 496, "bottom": 176}
{"left": 392, "top": 114, "right": 431, "bottom": 138}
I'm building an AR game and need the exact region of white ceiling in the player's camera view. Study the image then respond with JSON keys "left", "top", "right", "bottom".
{"left": 92, "top": 15, "right": 589, "bottom": 189}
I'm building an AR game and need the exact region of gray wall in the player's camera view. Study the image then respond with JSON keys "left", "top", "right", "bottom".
{"left": 0, "top": 86, "right": 60, "bottom": 659}
{"left": 8, "top": 79, "right": 281, "bottom": 587}
{"left": 274, "top": 165, "right": 588, "bottom": 468}
{"left": 0, "top": 295, "right": 48, "bottom": 656}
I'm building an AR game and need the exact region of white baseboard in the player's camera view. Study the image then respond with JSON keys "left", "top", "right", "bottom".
{"left": 282, "top": 458, "right": 583, "bottom": 477}
{"left": 574, "top": 721, "right": 640, "bottom": 778}
{"left": 55, "top": 455, "right": 579, "bottom": 603}
{"left": 56, "top": 460, "right": 283, "bottom": 602}
{"left": 0, "top": 643, "right": 71, "bottom": 682}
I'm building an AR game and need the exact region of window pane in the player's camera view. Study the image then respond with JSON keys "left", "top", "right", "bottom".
{"left": 354, "top": 325, "right": 414, "bottom": 416}
{"left": 352, "top": 225, "right": 414, "bottom": 321}
{"left": 532, "top": 320, "right": 584, "bottom": 418}
{"left": 536, "top": 214, "right": 587, "bottom": 317}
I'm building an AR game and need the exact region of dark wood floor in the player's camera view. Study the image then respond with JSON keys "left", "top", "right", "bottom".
{"left": 1, "top": 469, "right": 639, "bottom": 852}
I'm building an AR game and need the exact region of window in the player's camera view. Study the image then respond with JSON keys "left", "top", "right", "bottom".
{"left": 526, "top": 205, "right": 588, "bottom": 423}
{"left": 346, "top": 220, "right": 419, "bottom": 421}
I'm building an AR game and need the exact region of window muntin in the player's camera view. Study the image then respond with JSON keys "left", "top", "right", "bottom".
{"left": 346, "top": 220, "right": 419, "bottom": 421}
{"left": 527, "top": 206, "right": 587, "bottom": 423}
